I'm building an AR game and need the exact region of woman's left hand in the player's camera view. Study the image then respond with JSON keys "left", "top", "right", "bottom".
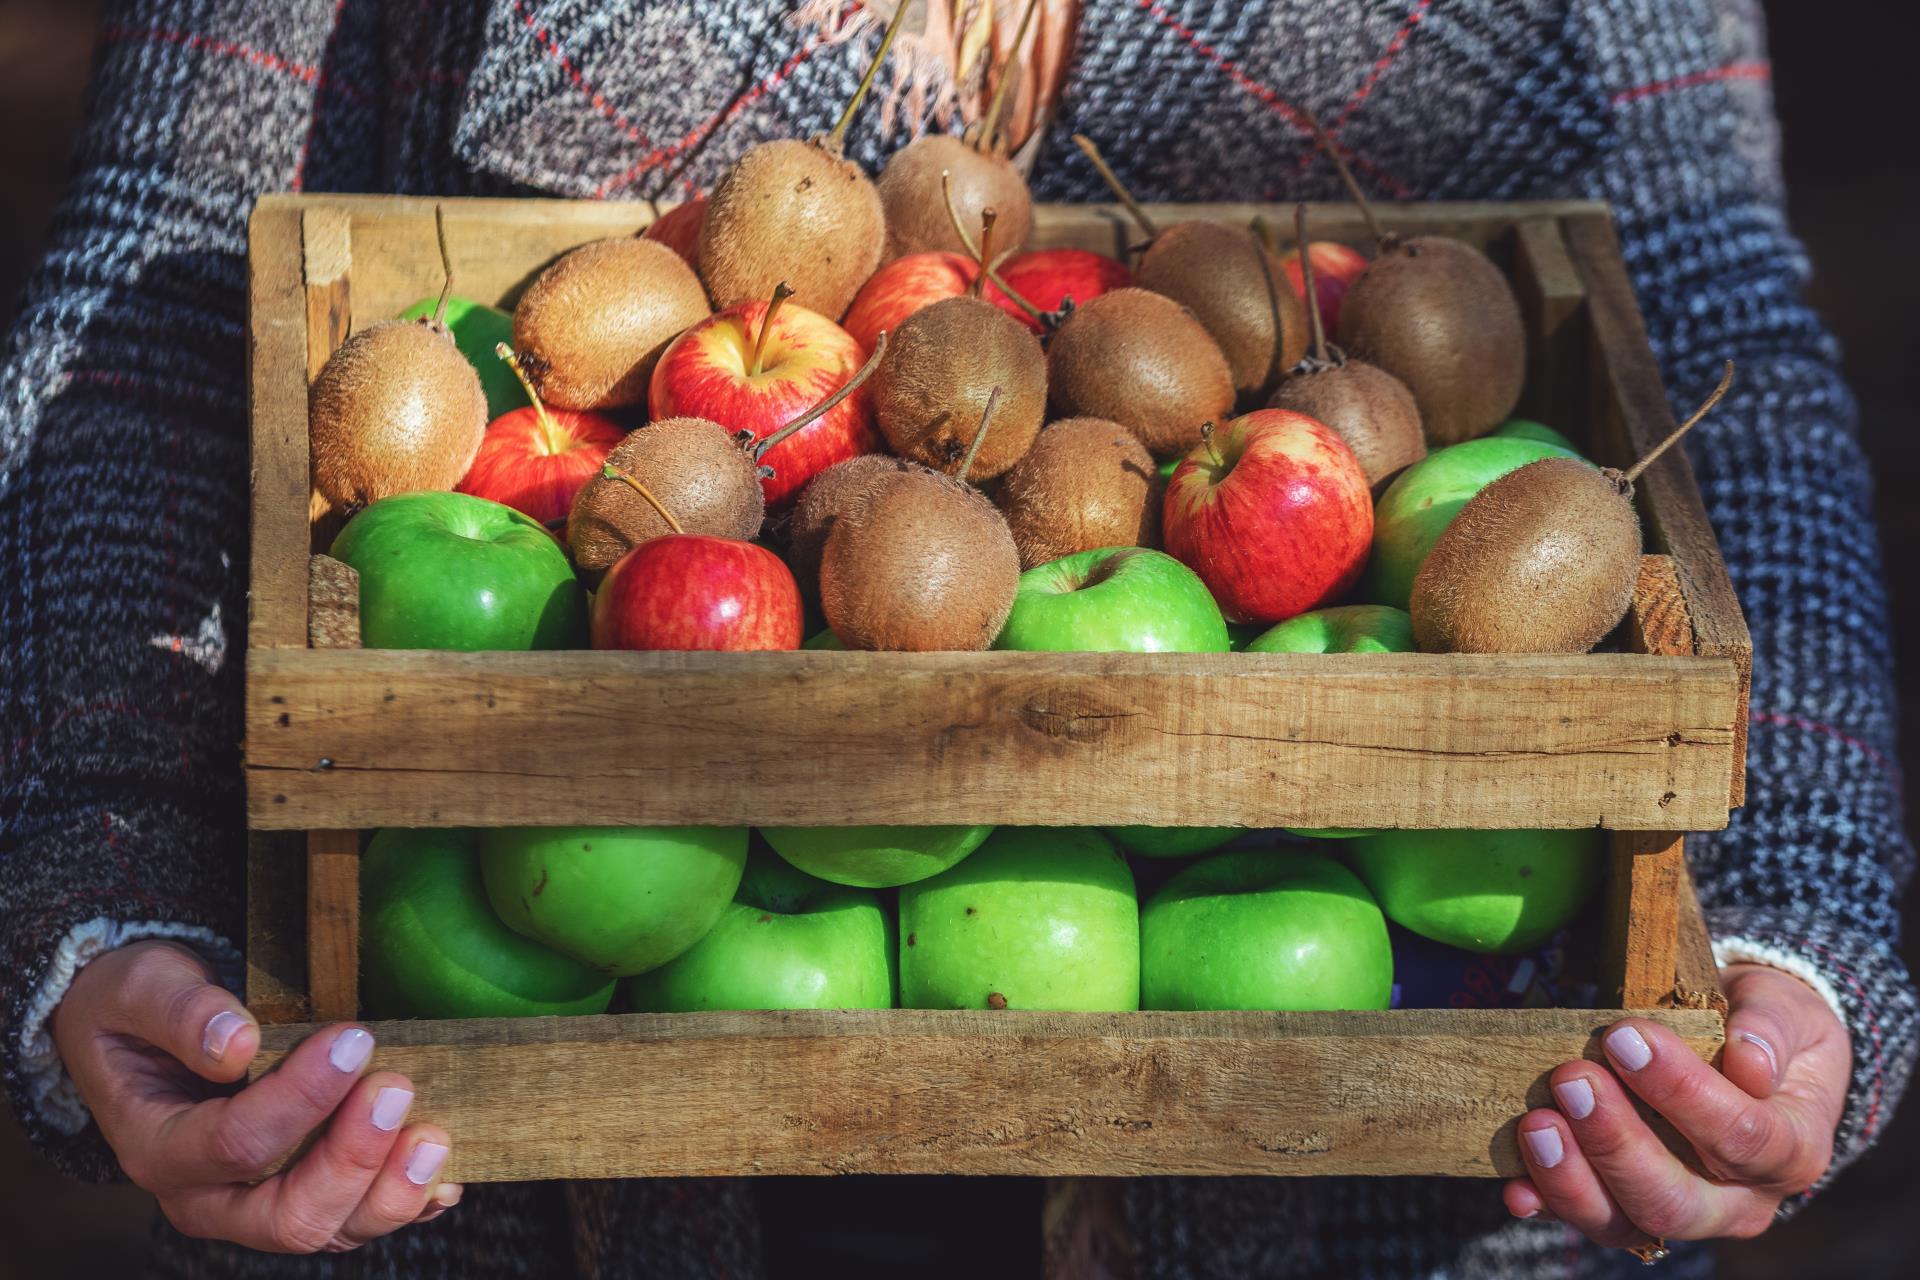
{"left": 1504, "top": 963, "right": 1850, "bottom": 1245}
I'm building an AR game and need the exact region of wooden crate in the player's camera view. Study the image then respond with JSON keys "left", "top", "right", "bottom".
{"left": 244, "top": 194, "right": 1746, "bottom": 1183}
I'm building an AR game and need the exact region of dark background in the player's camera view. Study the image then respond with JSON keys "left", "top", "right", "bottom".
{"left": 0, "top": 1, "right": 1911, "bottom": 1274}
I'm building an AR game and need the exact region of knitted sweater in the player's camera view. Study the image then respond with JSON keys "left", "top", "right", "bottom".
{"left": 2, "top": 2, "right": 1912, "bottom": 1277}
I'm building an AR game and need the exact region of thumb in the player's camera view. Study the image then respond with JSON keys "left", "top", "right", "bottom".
{"left": 1720, "top": 963, "right": 1825, "bottom": 1101}
{"left": 112, "top": 939, "right": 261, "bottom": 1085}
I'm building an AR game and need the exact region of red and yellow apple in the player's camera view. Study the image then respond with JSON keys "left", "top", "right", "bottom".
{"left": 643, "top": 196, "right": 707, "bottom": 269}
{"left": 1163, "top": 410, "right": 1374, "bottom": 624}
{"left": 842, "top": 251, "right": 984, "bottom": 353}
{"left": 590, "top": 535, "right": 804, "bottom": 652}
{"left": 995, "top": 248, "right": 1132, "bottom": 331}
{"left": 1280, "top": 240, "right": 1369, "bottom": 334}
{"left": 457, "top": 403, "right": 624, "bottom": 532}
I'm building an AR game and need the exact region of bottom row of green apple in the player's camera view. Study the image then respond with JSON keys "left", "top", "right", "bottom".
{"left": 362, "top": 822, "right": 1601, "bottom": 1017}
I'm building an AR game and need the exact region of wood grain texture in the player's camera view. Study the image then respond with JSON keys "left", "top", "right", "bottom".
{"left": 1604, "top": 831, "right": 1686, "bottom": 1010}
{"left": 306, "top": 830, "right": 360, "bottom": 1023}
{"left": 307, "top": 555, "right": 359, "bottom": 650}
{"left": 1510, "top": 217, "right": 1589, "bottom": 440}
{"left": 246, "top": 197, "right": 313, "bottom": 650}
{"left": 302, "top": 206, "right": 352, "bottom": 552}
{"left": 245, "top": 831, "right": 308, "bottom": 1025}
{"left": 252, "top": 1007, "right": 1724, "bottom": 1182}
{"left": 244, "top": 647, "right": 1740, "bottom": 831}
{"left": 1564, "top": 211, "right": 1752, "bottom": 807}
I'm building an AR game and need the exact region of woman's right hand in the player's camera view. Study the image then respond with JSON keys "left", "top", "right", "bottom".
{"left": 50, "top": 939, "right": 460, "bottom": 1252}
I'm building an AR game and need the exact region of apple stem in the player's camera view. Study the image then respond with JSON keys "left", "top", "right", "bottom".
{"left": 752, "top": 330, "right": 890, "bottom": 464}
{"left": 940, "top": 169, "right": 1047, "bottom": 323}
{"left": 1298, "top": 109, "right": 1392, "bottom": 252}
{"left": 494, "top": 342, "right": 563, "bottom": 450}
{"left": 601, "top": 461, "right": 685, "bottom": 535}
{"left": 1295, "top": 203, "right": 1329, "bottom": 364}
{"left": 1200, "top": 420, "right": 1222, "bottom": 469}
{"left": 431, "top": 204, "right": 457, "bottom": 326}
{"left": 826, "top": 0, "right": 911, "bottom": 152}
{"left": 1071, "top": 133, "right": 1158, "bottom": 241}
{"left": 957, "top": 383, "right": 1002, "bottom": 485}
{"left": 748, "top": 281, "right": 795, "bottom": 379}
{"left": 977, "top": 0, "right": 1040, "bottom": 156}
{"left": 1618, "top": 360, "right": 1734, "bottom": 488}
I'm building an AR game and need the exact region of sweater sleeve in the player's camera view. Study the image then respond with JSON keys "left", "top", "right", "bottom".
{"left": 1571, "top": 1, "right": 1916, "bottom": 1203}
{"left": 0, "top": 0, "right": 346, "bottom": 1180}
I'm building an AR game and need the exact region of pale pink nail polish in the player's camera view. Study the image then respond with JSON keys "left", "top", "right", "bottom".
{"left": 1522, "top": 1126, "right": 1564, "bottom": 1169}
{"left": 407, "top": 1141, "right": 450, "bottom": 1185}
{"left": 1553, "top": 1076, "right": 1596, "bottom": 1120}
{"left": 202, "top": 1011, "right": 248, "bottom": 1061}
{"left": 329, "top": 1027, "right": 374, "bottom": 1073}
{"left": 1741, "top": 1031, "right": 1780, "bottom": 1085}
{"left": 371, "top": 1087, "right": 414, "bottom": 1132}
{"left": 1605, "top": 1024, "right": 1652, "bottom": 1071}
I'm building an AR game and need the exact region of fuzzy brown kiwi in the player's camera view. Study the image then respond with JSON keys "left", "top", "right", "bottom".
{"left": 1265, "top": 204, "right": 1425, "bottom": 490}
{"left": 877, "top": 134, "right": 1033, "bottom": 262}
{"left": 567, "top": 417, "right": 765, "bottom": 573}
{"left": 512, "top": 236, "right": 709, "bottom": 410}
{"left": 1045, "top": 288, "right": 1235, "bottom": 457}
{"left": 1411, "top": 363, "right": 1733, "bottom": 653}
{"left": 788, "top": 452, "right": 936, "bottom": 596}
{"left": 310, "top": 207, "right": 487, "bottom": 508}
{"left": 996, "top": 418, "right": 1160, "bottom": 569}
{"left": 871, "top": 294, "right": 1047, "bottom": 479}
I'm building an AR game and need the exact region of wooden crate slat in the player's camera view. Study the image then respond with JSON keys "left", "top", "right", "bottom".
{"left": 244, "top": 647, "right": 1739, "bottom": 831}
{"left": 1510, "top": 217, "right": 1589, "bottom": 436}
{"left": 245, "top": 199, "right": 314, "bottom": 650}
{"left": 244, "top": 831, "right": 309, "bottom": 1024}
{"left": 306, "top": 831, "right": 360, "bottom": 1023}
{"left": 253, "top": 1007, "right": 1723, "bottom": 1182}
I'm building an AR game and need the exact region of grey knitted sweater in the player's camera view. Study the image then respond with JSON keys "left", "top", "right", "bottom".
{"left": 2, "top": 3, "right": 1912, "bottom": 1278}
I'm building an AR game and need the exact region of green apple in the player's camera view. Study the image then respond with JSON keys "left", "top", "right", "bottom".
{"left": 1347, "top": 828, "right": 1602, "bottom": 954}
{"left": 900, "top": 827, "right": 1139, "bottom": 1011}
{"left": 1106, "top": 826, "right": 1239, "bottom": 859}
{"left": 481, "top": 824, "right": 749, "bottom": 975}
{"left": 1141, "top": 851, "right": 1392, "bottom": 1011}
{"left": 331, "top": 491, "right": 586, "bottom": 650}
{"left": 1362, "top": 437, "right": 1584, "bottom": 609}
{"left": 630, "top": 849, "right": 895, "bottom": 1011}
{"left": 1246, "top": 605, "right": 1414, "bottom": 654}
{"left": 1490, "top": 418, "right": 1582, "bottom": 456}
{"left": 360, "top": 827, "right": 614, "bottom": 1019}
{"left": 399, "top": 295, "right": 522, "bottom": 421}
{"left": 1157, "top": 456, "right": 1179, "bottom": 482}
{"left": 802, "top": 628, "right": 845, "bottom": 650}
{"left": 994, "top": 547, "right": 1229, "bottom": 653}
{"left": 1285, "top": 827, "right": 1370, "bottom": 839}
{"left": 760, "top": 823, "right": 992, "bottom": 888}
{"left": 1226, "top": 622, "right": 1265, "bottom": 652}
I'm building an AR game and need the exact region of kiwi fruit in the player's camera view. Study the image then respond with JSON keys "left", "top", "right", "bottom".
{"left": 819, "top": 468, "right": 1020, "bottom": 651}
{"left": 310, "top": 207, "right": 488, "bottom": 509}
{"left": 788, "top": 453, "right": 935, "bottom": 595}
{"left": 997, "top": 418, "right": 1160, "bottom": 569}
{"left": 567, "top": 417, "right": 765, "bottom": 573}
{"left": 872, "top": 295, "right": 1047, "bottom": 479}
{"left": 1046, "top": 288, "right": 1235, "bottom": 457}
{"left": 512, "top": 236, "right": 709, "bottom": 410}
{"left": 1411, "top": 363, "right": 1734, "bottom": 653}
{"left": 1136, "top": 220, "right": 1308, "bottom": 402}
{"left": 877, "top": 134, "right": 1032, "bottom": 262}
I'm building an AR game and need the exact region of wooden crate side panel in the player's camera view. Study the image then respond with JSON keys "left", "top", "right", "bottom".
{"left": 246, "top": 198, "right": 315, "bottom": 650}
{"left": 244, "top": 648, "right": 1738, "bottom": 831}
{"left": 253, "top": 1007, "right": 1723, "bottom": 1181}
{"left": 245, "top": 831, "right": 309, "bottom": 1024}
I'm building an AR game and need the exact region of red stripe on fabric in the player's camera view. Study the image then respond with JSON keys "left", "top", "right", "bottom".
{"left": 514, "top": 0, "right": 647, "bottom": 145}
{"left": 1330, "top": 0, "right": 1432, "bottom": 130}
{"left": 1611, "top": 61, "right": 1772, "bottom": 105}
{"left": 1749, "top": 709, "right": 1899, "bottom": 780}
{"left": 1796, "top": 936, "right": 1887, "bottom": 1138}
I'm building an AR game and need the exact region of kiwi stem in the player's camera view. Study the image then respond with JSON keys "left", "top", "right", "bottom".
{"left": 1071, "top": 133, "right": 1158, "bottom": 241}
{"left": 957, "top": 384, "right": 1002, "bottom": 485}
{"left": 1200, "top": 420, "right": 1222, "bottom": 469}
{"left": 827, "top": 0, "right": 912, "bottom": 151}
{"left": 1250, "top": 215, "right": 1277, "bottom": 256}
{"left": 494, "top": 342, "right": 562, "bottom": 450}
{"left": 940, "top": 170, "right": 1047, "bottom": 322}
{"left": 978, "top": 0, "right": 1041, "bottom": 155}
{"left": 601, "top": 462, "right": 685, "bottom": 535}
{"left": 971, "top": 208, "right": 999, "bottom": 299}
{"left": 431, "top": 205, "right": 456, "bottom": 326}
{"left": 1620, "top": 360, "right": 1735, "bottom": 486}
{"left": 749, "top": 281, "right": 795, "bottom": 379}
{"left": 1295, "top": 203, "right": 1328, "bottom": 364}
{"left": 1298, "top": 109, "right": 1390, "bottom": 251}
{"left": 752, "top": 330, "right": 890, "bottom": 462}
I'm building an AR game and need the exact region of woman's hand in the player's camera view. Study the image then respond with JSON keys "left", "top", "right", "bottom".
{"left": 1504, "top": 964, "right": 1850, "bottom": 1246}
{"left": 50, "top": 939, "right": 461, "bottom": 1252}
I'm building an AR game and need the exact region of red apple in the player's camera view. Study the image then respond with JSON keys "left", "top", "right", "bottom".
{"left": 1162, "top": 410, "right": 1373, "bottom": 624}
{"left": 457, "top": 345, "right": 625, "bottom": 531}
{"left": 1280, "top": 241, "right": 1369, "bottom": 335}
{"left": 842, "top": 251, "right": 979, "bottom": 353}
{"left": 591, "top": 535, "right": 804, "bottom": 652}
{"left": 649, "top": 293, "right": 879, "bottom": 508}
{"left": 995, "top": 248, "right": 1132, "bottom": 332}
{"left": 643, "top": 196, "right": 706, "bottom": 270}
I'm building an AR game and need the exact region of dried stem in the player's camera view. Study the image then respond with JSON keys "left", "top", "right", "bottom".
{"left": 494, "top": 343, "right": 560, "bottom": 449}
{"left": 754, "top": 331, "right": 890, "bottom": 462}
{"left": 749, "top": 281, "right": 796, "bottom": 378}
{"left": 958, "top": 384, "right": 1002, "bottom": 485}
{"left": 978, "top": 0, "right": 1040, "bottom": 155}
{"left": 941, "top": 170, "right": 1046, "bottom": 322}
{"left": 1071, "top": 133, "right": 1159, "bottom": 241}
{"left": 1200, "top": 420, "right": 1222, "bottom": 469}
{"left": 1298, "top": 109, "right": 1388, "bottom": 250}
{"left": 432, "top": 205, "right": 456, "bottom": 324}
{"left": 1295, "top": 204, "right": 1327, "bottom": 363}
{"left": 601, "top": 462, "right": 684, "bottom": 535}
{"left": 971, "top": 208, "right": 999, "bottom": 299}
{"left": 1621, "top": 361, "right": 1735, "bottom": 486}
{"left": 828, "top": 0, "right": 912, "bottom": 151}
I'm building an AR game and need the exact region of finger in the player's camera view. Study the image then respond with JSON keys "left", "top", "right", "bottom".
{"left": 116, "top": 944, "right": 262, "bottom": 1085}
{"left": 1550, "top": 1060, "right": 1767, "bottom": 1240}
{"left": 412, "top": 1182, "right": 463, "bottom": 1225}
{"left": 1501, "top": 1177, "right": 1555, "bottom": 1221}
{"left": 1514, "top": 1109, "right": 1642, "bottom": 1248}
{"left": 330, "top": 1124, "right": 452, "bottom": 1250}
{"left": 141, "top": 1024, "right": 377, "bottom": 1189}
{"left": 1597, "top": 1020, "right": 1801, "bottom": 1187}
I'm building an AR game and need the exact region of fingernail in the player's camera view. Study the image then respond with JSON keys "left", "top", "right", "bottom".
{"left": 1523, "top": 1126, "right": 1564, "bottom": 1169}
{"left": 407, "top": 1141, "right": 450, "bottom": 1185}
{"left": 1553, "top": 1076, "right": 1596, "bottom": 1120}
{"left": 371, "top": 1087, "right": 414, "bottom": 1132}
{"left": 1521, "top": 1207, "right": 1540, "bottom": 1219}
{"left": 1741, "top": 1031, "right": 1780, "bottom": 1085}
{"left": 1605, "top": 1024, "right": 1652, "bottom": 1072}
{"left": 329, "top": 1027, "right": 374, "bottom": 1073}
{"left": 202, "top": 1010, "right": 248, "bottom": 1061}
